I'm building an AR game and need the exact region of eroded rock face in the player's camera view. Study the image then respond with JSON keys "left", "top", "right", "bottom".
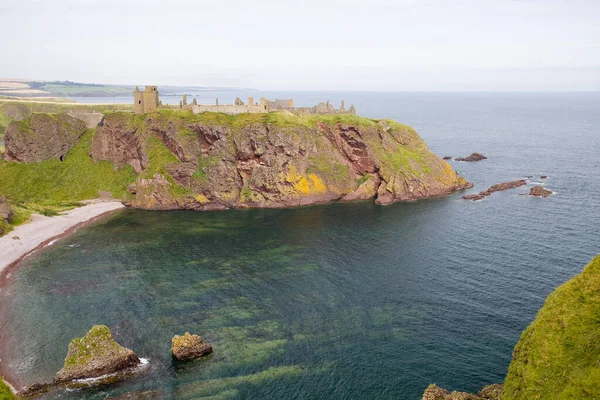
{"left": 86, "top": 112, "right": 473, "bottom": 209}
{"left": 5, "top": 113, "right": 87, "bottom": 163}
{"left": 171, "top": 332, "right": 213, "bottom": 361}
{"left": 54, "top": 325, "right": 140, "bottom": 383}
{"left": 90, "top": 114, "right": 147, "bottom": 173}
{"left": 421, "top": 383, "right": 502, "bottom": 400}
{"left": 529, "top": 186, "right": 552, "bottom": 197}
{"left": 455, "top": 153, "right": 487, "bottom": 162}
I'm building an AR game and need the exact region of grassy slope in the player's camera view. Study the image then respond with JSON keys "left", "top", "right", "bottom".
{"left": 503, "top": 255, "right": 600, "bottom": 399}
{"left": 0, "top": 129, "right": 136, "bottom": 231}
{"left": 0, "top": 378, "right": 17, "bottom": 400}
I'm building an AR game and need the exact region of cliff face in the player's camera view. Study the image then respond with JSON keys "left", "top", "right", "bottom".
{"left": 5, "top": 113, "right": 87, "bottom": 163}
{"left": 502, "top": 255, "right": 600, "bottom": 399}
{"left": 90, "top": 111, "right": 471, "bottom": 210}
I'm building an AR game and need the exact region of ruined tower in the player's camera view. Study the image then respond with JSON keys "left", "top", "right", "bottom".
{"left": 133, "top": 86, "right": 159, "bottom": 114}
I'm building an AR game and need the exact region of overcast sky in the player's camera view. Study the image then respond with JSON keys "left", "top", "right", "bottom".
{"left": 1, "top": 0, "right": 599, "bottom": 90}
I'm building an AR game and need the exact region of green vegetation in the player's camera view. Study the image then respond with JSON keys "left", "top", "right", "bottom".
{"left": 44, "top": 82, "right": 132, "bottom": 97}
{"left": 63, "top": 325, "right": 124, "bottom": 369}
{"left": 0, "top": 129, "right": 136, "bottom": 225}
{"left": 503, "top": 255, "right": 600, "bottom": 399}
{"left": 0, "top": 378, "right": 17, "bottom": 400}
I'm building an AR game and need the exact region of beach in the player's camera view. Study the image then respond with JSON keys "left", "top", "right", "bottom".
{"left": 0, "top": 201, "right": 125, "bottom": 275}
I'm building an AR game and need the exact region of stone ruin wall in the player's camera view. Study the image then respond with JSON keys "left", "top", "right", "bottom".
{"left": 67, "top": 111, "right": 104, "bottom": 128}
{"left": 192, "top": 103, "right": 267, "bottom": 114}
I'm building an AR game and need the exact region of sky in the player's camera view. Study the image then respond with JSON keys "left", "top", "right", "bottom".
{"left": 1, "top": 0, "right": 599, "bottom": 90}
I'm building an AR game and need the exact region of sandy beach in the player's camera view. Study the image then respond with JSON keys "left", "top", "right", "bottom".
{"left": 0, "top": 201, "right": 125, "bottom": 274}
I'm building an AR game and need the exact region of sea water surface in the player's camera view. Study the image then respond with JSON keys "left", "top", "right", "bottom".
{"left": 1, "top": 92, "right": 599, "bottom": 399}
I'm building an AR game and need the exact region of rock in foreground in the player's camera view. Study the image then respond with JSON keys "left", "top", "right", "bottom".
{"left": 422, "top": 383, "right": 502, "bottom": 400}
{"left": 455, "top": 152, "right": 487, "bottom": 162}
{"left": 528, "top": 186, "right": 552, "bottom": 197}
{"left": 171, "top": 332, "right": 213, "bottom": 361}
{"left": 54, "top": 325, "right": 140, "bottom": 383}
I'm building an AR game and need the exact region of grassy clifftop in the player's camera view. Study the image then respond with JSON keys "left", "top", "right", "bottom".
{"left": 0, "top": 110, "right": 470, "bottom": 231}
{"left": 503, "top": 255, "right": 600, "bottom": 399}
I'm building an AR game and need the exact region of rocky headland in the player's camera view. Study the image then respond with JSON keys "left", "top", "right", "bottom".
{"left": 2, "top": 110, "right": 472, "bottom": 212}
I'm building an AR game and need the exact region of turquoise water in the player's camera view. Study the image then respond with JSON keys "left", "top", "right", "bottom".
{"left": 1, "top": 92, "right": 599, "bottom": 399}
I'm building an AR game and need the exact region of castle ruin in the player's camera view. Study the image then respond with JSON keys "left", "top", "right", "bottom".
{"left": 133, "top": 86, "right": 159, "bottom": 114}
{"left": 133, "top": 86, "right": 355, "bottom": 116}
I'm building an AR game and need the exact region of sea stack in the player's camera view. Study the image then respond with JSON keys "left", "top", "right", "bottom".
{"left": 54, "top": 325, "right": 140, "bottom": 383}
{"left": 171, "top": 332, "right": 213, "bottom": 361}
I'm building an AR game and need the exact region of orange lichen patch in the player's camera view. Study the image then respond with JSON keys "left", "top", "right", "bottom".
{"left": 286, "top": 166, "right": 328, "bottom": 195}
{"left": 195, "top": 194, "right": 210, "bottom": 204}
{"left": 308, "top": 174, "right": 327, "bottom": 193}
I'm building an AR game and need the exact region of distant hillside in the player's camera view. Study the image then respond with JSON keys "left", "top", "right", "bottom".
{"left": 0, "top": 79, "right": 254, "bottom": 99}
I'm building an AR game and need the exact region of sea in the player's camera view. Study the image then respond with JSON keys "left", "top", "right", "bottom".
{"left": 0, "top": 92, "right": 599, "bottom": 399}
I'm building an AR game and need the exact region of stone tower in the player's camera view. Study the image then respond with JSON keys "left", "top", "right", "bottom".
{"left": 134, "top": 86, "right": 159, "bottom": 114}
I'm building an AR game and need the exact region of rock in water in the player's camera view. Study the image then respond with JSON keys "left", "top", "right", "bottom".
{"left": 54, "top": 325, "right": 140, "bottom": 383}
{"left": 529, "top": 186, "right": 552, "bottom": 197}
{"left": 455, "top": 152, "right": 487, "bottom": 162}
{"left": 421, "top": 383, "right": 502, "bottom": 400}
{"left": 171, "top": 332, "right": 213, "bottom": 361}
{"left": 442, "top": 156, "right": 452, "bottom": 160}
{"left": 540, "top": 175, "right": 548, "bottom": 179}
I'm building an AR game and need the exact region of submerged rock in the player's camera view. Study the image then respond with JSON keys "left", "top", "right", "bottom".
{"left": 54, "top": 325, "right": 140, "bottom": 383}
{"left": 421, "top": 383, "right": 502, "bottom": 400}
{"left": 462, "top": 180, "right": 527, "bottom": 201}
{"left": 455, "top": 152, "right": 487, "bottom": 162}
{"left": 529, "top": 185, "right": 552, "bottom": 197}
{"left": 171, "top": 332, "right": 213, "bottom": 361}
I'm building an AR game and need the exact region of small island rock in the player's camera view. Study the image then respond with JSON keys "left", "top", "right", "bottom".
{"left": 442, "top": 156, "right": 452, "bottom": 160}
{"left": 54, "top": 325, "right": 140, "bottom": 383}
{"left": 540, "top": 175, "right": 548, "bottom": 179}
{"left": 171, "top": 332, "right": 213, "bottom": 361}
{"left": 455, "top": 152, "right": 487, "bottom": 162}
{"left": 529, "top": 186, "right": 552, "bottom": 197}
{"left": 462, "top": 179, "right": 527, "bottom": 201}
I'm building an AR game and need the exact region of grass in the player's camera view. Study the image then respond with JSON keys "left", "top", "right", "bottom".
{"left": 0, "top": 130, "right": 136, "bottom": 206}
{"left": 503, "top": 255, "right": 600, "bottom": 399}
{"left": 0, "top": 378, "right": 17, "bottom": 400}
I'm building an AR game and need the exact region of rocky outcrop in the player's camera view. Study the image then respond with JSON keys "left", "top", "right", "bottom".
{"left": 5, "top": 113, "right": 87, "bottom": 163}
{"left": 442, "top": 156, "right": 452, "bottom": 160}
{"left": 54, "top": 325, "right": 140, "bottom": 383}
{"left": 0, "top": 196, "right": 13, "bottom": 236}
{"left": 171, "top": 332, "right": 213, "bottom": 361}
{"left": 0, "top": 196, "right": 13, "bottom": 223}
{"left": 463, "top": 180, "right": 527, "bottom": 201}
{"left": 90, "top": 113, "right": 148, "bottom": 173}
{"left": 93, "top": 112, "right": 471, "bottom": 210}
{"left": 529, "top": 186, "right": 552, "bottom": 197}
{"left": 455, "top": 153, "right": 487, "bottom": 162}
{"left": 422, "top": 383, "right": 502, "bottom": 400}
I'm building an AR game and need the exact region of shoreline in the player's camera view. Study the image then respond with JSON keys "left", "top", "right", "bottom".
{"left": 0, "top": 200, "right": 125, "bottom": 394}
{"left": 0, "top": 200, "right": 125, "bottom": 282}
